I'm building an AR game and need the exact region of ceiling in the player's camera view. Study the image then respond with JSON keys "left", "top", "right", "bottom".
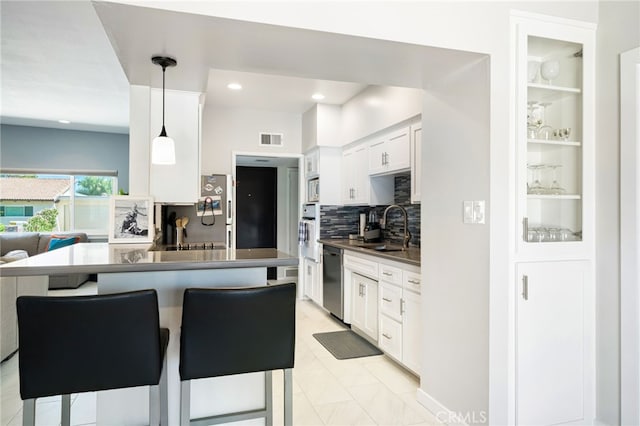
{"left": 1, "top": 1, "right": 484, "bottom": 135}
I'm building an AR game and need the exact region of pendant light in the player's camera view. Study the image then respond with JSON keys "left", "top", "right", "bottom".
{"left": 151, "top": 56, "right": 177, "bottom": 165}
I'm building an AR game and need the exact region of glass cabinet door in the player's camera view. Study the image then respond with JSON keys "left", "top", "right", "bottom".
{"left": 519, "top": 31, "right": 587, "bottom": 245}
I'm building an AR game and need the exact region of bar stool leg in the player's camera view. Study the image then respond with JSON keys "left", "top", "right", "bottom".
{"left": 265, "top": 371, "right": 273, "bottom": 426}
{"left": 61, "top": 394, "right": 71, "bottom": 426}
{"left": 149, "top": 384, "right": 160, "bottom": 426}
{"left": 22, "top": 399, "right": 36, "bottom": 426}
{"left": 180, "top": 380, "right": 191, "bottom": 426}
{"left": 284, "top": 368, "right": 293, "bottom": 426}
{"left": 160, "top": 355, "right": 168, "bottom": 426}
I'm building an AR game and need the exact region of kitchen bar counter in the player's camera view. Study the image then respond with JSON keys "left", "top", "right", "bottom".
{"left": 0, "top": 242, "right": 297, "bottom": 276}
{"left": 1, "top": 242, "right": 298, "bottom": 425}
{"left": 319, "top": 238, "right": 420, "bottom": 266}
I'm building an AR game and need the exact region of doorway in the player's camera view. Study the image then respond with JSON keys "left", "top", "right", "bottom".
{"left": 233, "top": 153, "right": 302, "bottom": 281}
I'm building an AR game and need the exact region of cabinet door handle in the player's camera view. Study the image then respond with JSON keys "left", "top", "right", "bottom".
{"left": 381, "top": 152, "right": 385, "bottom": 166}
{"left": 385, "top": 152, "right": 389, "bottom": 165}
{"left": 401, "top": 299, "right": 406, "bottom": 315}
{"left": 522, "top": 275, "right": 529, "bottom": 300}
{"left": 382, "top": 297, "right": 392, "bottom": 302}
{"left": 523, "top": 217, "right": 529, "bottom": 242}
{"left": 407, "top": 279, "right": 420, "bottom": 285}
{"left": 382, "top": 333, "right": 392, "bottom": 339}
{"left": 382, "top": 271, "right": 392, "bottom": 276}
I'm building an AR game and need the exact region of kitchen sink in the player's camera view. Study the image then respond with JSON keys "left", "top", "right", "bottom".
{"left": 371, "top": 244, "right": 403, "bottom": 252}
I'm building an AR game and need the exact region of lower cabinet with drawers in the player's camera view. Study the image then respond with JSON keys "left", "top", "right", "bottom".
{"left": 344, "top": 251, "right": 421, "bottom": 376}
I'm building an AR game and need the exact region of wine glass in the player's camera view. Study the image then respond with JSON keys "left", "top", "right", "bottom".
{"left": 527, "top": 101, "right": 541, "bottom": 139}
{"left": 541, "top": 60, "right": 560, "bottom": 85}
{"left": 535, "top": 102, "right": 553, "bottom": 140}
{"left": 548, "top": 165, "right": 565, "bottom": 194}
{"left": 527, "top": 164, "right": 546, "bottom": 194}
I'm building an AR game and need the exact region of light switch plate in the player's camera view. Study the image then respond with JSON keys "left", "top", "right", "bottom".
{"left": 473, "top": 200, "right": 485, "bottom": 224}
{"left": 463, "top": 201, "right": 474, "bottom": 224}
{"left": 464, "top": 200, "right": 486, "bottom": 224}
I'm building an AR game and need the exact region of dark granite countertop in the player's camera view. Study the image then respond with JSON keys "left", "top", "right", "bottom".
{"left": 319, "top": 239, "right": 420, "bottom": 267}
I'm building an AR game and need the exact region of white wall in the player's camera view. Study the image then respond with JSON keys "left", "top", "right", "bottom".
{"left": 596, "top": 2, "right": 640, "bottom": 425}
{"left": 341, "top": 85, "right": 422, "bottom": 145}
{"left": 420, "top": 57, "right": 491, "bottom": 422}
{"left": 201, "top": 106, "right": 302, "bottom": 175}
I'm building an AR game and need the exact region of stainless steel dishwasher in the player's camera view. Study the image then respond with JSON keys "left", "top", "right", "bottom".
{"left": 322, "top": 245, "right": 343, "bottom": 320}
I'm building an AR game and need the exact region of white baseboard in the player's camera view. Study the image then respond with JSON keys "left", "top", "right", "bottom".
{"left": 416, "top": 388, "right": 469, "bottom": 426}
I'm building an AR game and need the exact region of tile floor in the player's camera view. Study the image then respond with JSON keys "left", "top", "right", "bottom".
{"left": 1, "top": 282, "right": 441, "bottom": 426}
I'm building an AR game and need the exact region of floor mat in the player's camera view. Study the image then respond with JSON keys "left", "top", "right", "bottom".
{"left": 312, "top": 330, "right": 383, "bottom": 360}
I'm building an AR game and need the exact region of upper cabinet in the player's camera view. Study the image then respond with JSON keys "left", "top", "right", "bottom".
{"left": 368, "top": 126, "right": 411, "bottom": 176}
{"left": 410, "top": 123, "right": 422, "bottom": 204}
{"left": 515, "top": 19, "right": 594, "bottom": 259}
{"left": 304, "top": 147, "right": 342, "bottom": 205}
{"left": 342, "top": 143, "right": 394, "bottom": 206}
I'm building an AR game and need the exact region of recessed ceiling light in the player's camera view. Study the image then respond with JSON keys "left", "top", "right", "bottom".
{"left": 58, "top": 120, "right": 71, "bottom": 124}
{"left": 227, "top": 83, "right": 242, "bottom": 90}
{"left": 312, "top": 93, "right": 325, "bottom": 100}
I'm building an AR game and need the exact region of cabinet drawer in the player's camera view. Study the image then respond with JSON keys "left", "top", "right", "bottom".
{"left": 344, "top": 254, "right": 378, "bottom": 280}
{"left": 380, "top": 282, "right": 402, "bottom": 321}
{"left": 403, "top": 271, "right": 421, "bottom": 294}
{"left": 379, "top": 315, "right": 402, "bottom": 361}
{"left": 379, "top": 263, "right": 402, "bottom": 285}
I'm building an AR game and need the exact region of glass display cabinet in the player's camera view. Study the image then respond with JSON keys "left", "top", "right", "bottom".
{"left": 516, "top": 21, "right": 594, "bottom": 254}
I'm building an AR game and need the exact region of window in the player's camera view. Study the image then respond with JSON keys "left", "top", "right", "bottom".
{"left": 0, "top": 172, "right": 117, "bottom": 235}
{"left": 0, "top": 206, "right": 34, "bottom": 217}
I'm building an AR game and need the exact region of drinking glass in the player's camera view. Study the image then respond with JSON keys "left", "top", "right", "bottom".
{"left": 541, "top": 60, "right": 560, "bottom": 85}
{"left": 527, "top": 164, "right": 546, "bottom": 194}
{"left": 548, "top": 165, "right": 565, "bottom": 194}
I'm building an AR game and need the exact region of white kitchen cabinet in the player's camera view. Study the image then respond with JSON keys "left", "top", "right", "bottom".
{"left": 410, "top": 123, "right": 422, "bottom": 204}
{"left": 149, "top": 89, "right": 202, "bottom": 203}
{"left": 379, "top": 314, "right": 402, "bottom": 361}
{"left": 377, "top": 261, "right": 421, "bottom": 376}
{"left": 303, "top": 257, "right": 322, "bottom": 306}
{"left": 305, "top": 149, "right": 319, "bottom": 178}
{"left": 516, "top": 260, "right": 588, "bottom": 426}
{"left": 304, "top": 147, "right": 342, "bottom": 205}
{"left": 401, "top": 286, "right": 421, "bottom": 374}
{"left": 515, "top": 18, "right": 594, "bottom": 259}
{"left": 342, "top": 143, "right": 394, "bottom": 206}
{"left": 511, "top": 14, "right": 595, "bottom": 426}
{"left": 342, "top": 144, "right": 369, "bottom": 205}
{"left": 368, "top": 126, "right": 410, "bottom": 176}
{"left": 351, "top": 272, "right": 378, "bottom": 342}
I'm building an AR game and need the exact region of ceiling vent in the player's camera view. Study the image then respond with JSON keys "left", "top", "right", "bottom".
{"left": 259, "top": 132, "right": 283, "bottom": 147}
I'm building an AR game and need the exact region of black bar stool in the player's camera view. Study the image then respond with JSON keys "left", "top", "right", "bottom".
{"left": 16, "top": 289, "right": 169, "bottom": 426}
{"left": 179, "top": 282, "right": 296, "bottom": 426}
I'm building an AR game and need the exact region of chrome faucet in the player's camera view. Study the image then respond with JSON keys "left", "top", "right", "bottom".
{"left": 382, "top": 204, "right": 411, "bottom": 249}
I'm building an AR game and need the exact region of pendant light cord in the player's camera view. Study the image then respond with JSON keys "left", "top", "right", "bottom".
{"left": 162, "top": 65, "right": 166, "bottom": 129}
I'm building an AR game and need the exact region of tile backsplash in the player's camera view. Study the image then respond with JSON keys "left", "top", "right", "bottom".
{"left": 320, "top": 174, "right": 421, "bottom": 247}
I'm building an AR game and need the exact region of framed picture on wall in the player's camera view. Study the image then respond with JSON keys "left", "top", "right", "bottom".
{"left": 108, "top": 196, "right": 154, "bottom": 243}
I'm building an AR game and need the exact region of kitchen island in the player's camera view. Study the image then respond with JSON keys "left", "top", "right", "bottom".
{"left": 1, "top": 243, "right": 298, "bottom": 425}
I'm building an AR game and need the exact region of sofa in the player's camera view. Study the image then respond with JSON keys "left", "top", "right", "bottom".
{"left": 0, "top": 231, "right": 90, "bottom": 289}
{"left": 0, "top": 232, "right": 90, "bottom": 361}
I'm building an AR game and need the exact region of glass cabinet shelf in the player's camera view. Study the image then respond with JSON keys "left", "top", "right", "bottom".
{"left": 527, "top": 194, "right": 581, "bottom": 200}
{"left": 528, "top": 138, "right": 581, "bottom": 146}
